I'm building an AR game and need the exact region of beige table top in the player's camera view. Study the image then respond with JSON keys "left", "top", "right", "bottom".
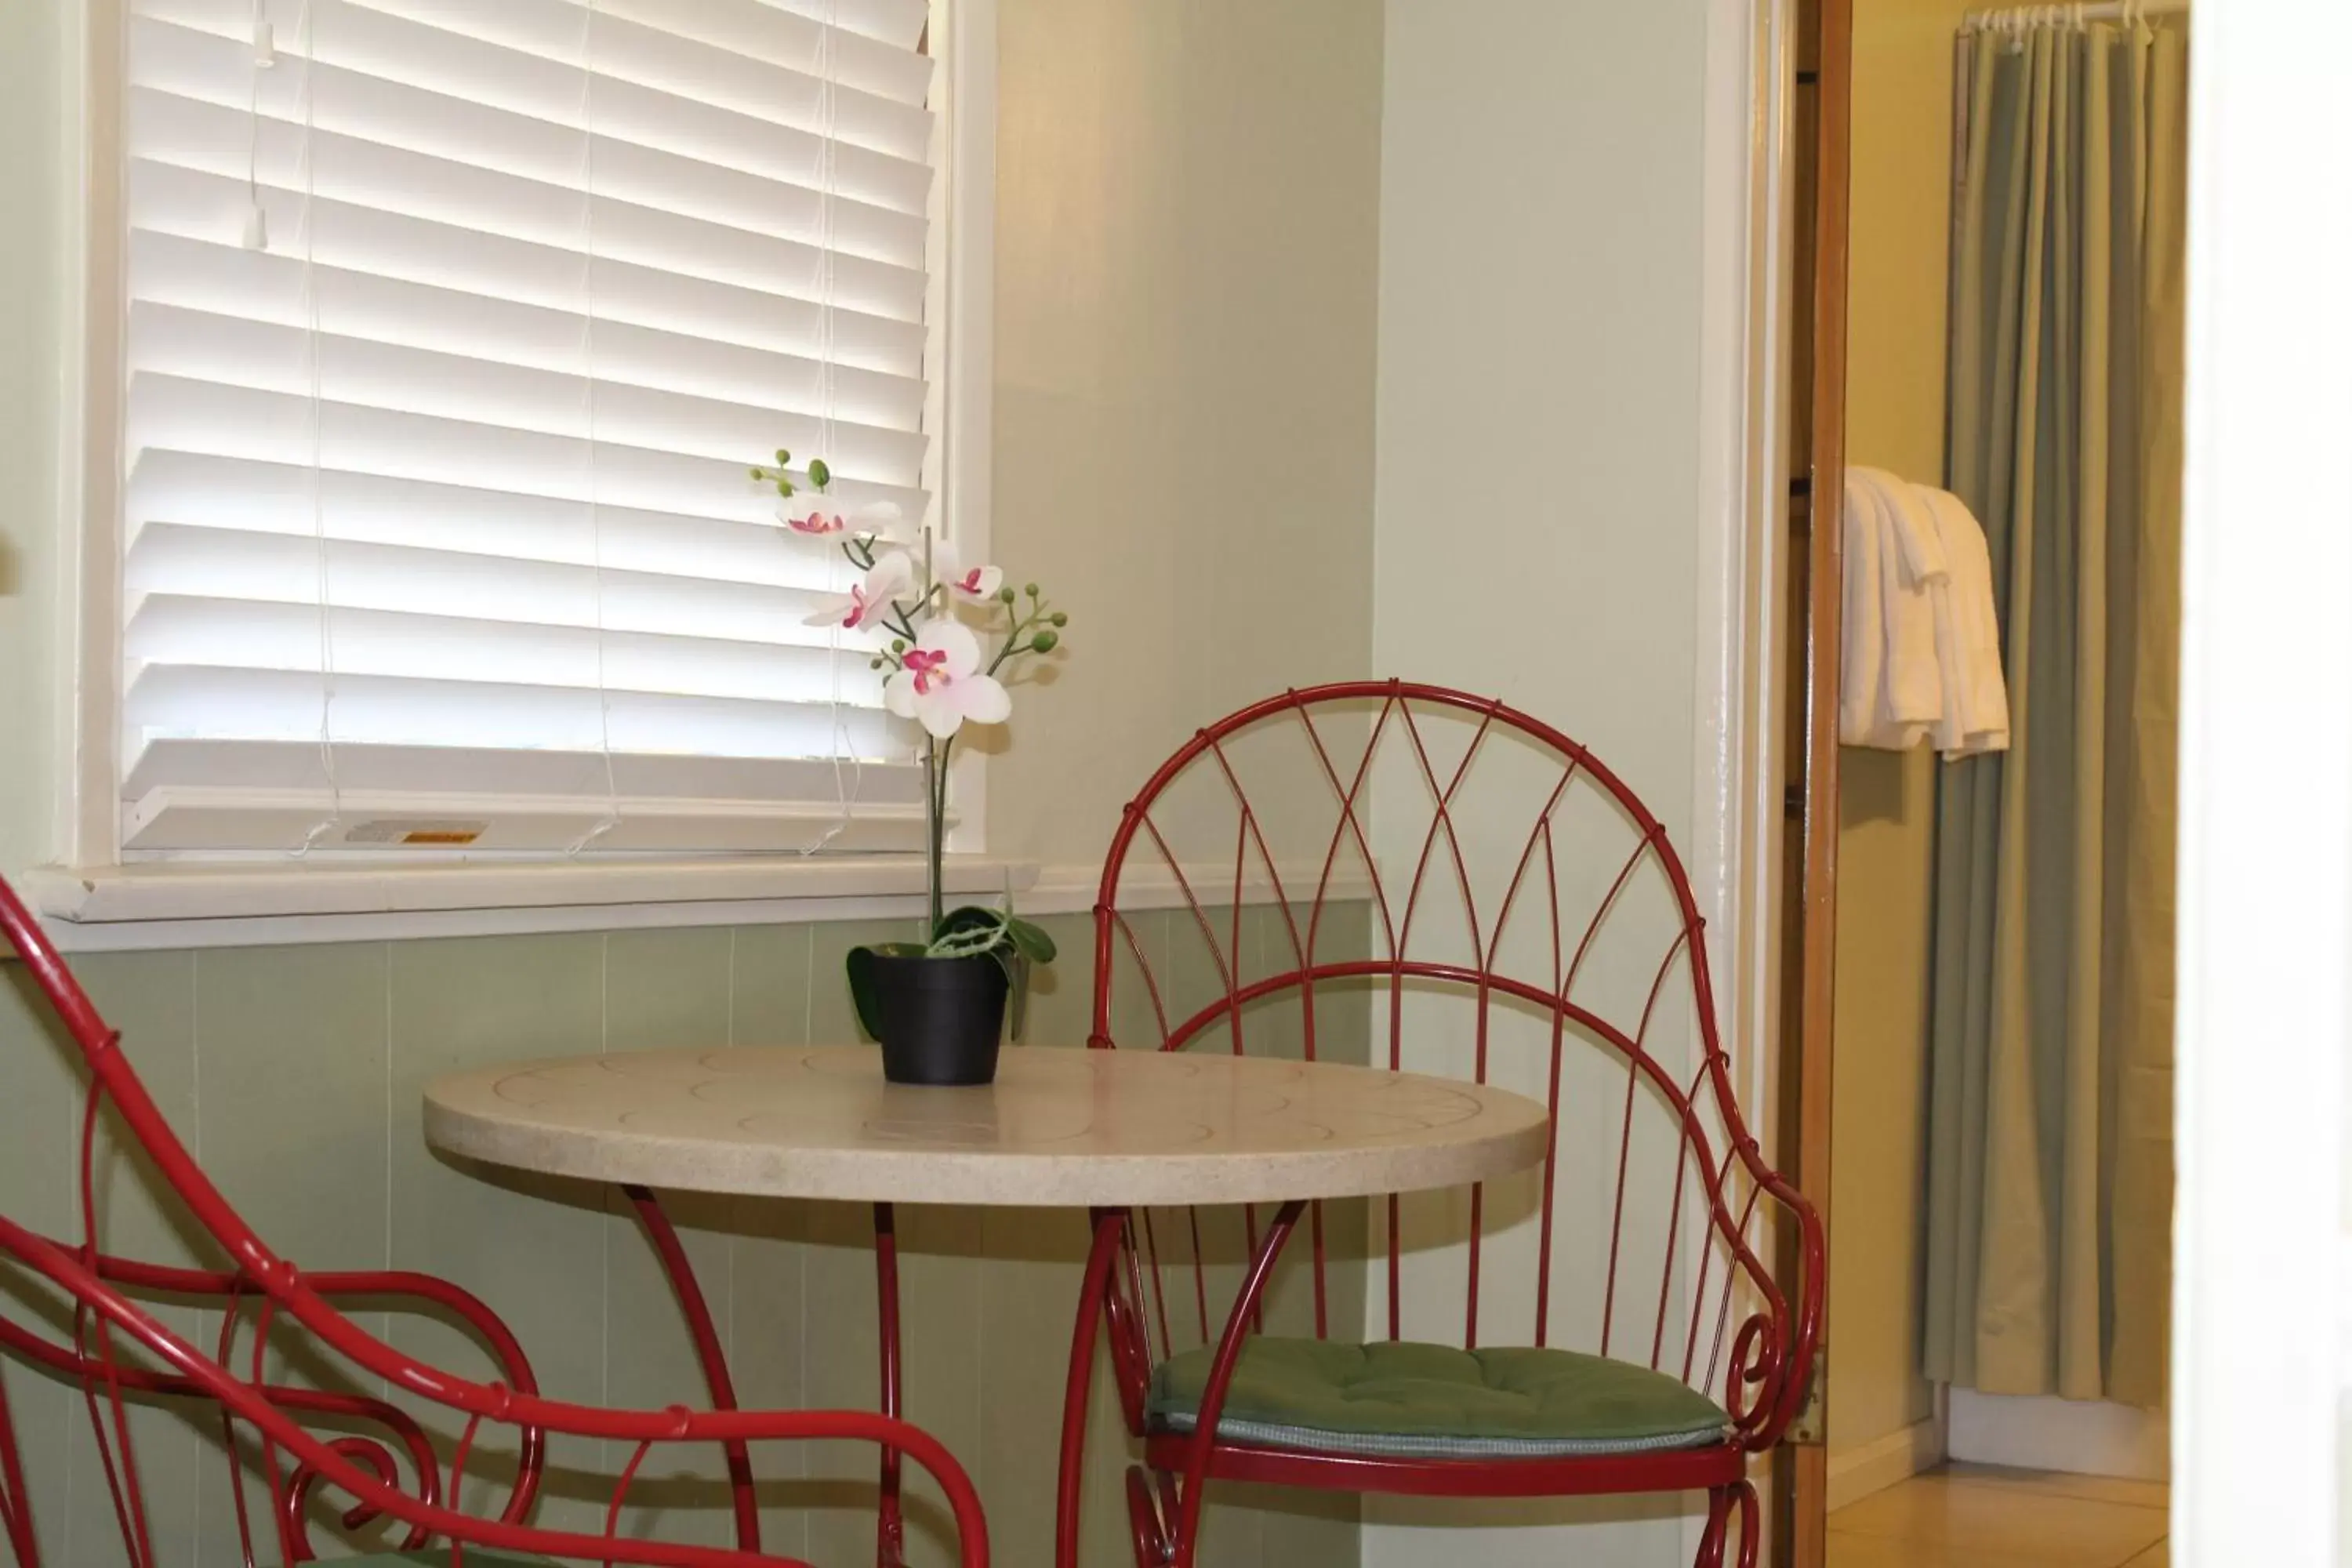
{"left": 423, "top": 1044, "right": 1551, "bottom": 1208}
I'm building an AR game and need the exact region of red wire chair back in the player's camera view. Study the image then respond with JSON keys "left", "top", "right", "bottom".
{"left": 0, "top": 873, "right": 989, "bottom": 1567}
{"left": 1087, "top": 681, "right": 1820, "bottom": 1451}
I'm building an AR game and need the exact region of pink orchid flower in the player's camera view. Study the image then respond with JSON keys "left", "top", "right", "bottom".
{"left": 883, "top": 620, "right": 1011, "bottom": 739}
{"left": 781, "top": 494, "right": 906, "bottom": 539}
{"left": 931, "top": 538, "right": 1004, "bottom": 601}
{"left": 804, "top": 550, "right": 916, "bottom": 633}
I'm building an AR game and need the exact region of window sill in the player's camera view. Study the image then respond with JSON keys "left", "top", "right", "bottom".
{"left": 25, "top": 855, "right": 1051, "bottom": 953}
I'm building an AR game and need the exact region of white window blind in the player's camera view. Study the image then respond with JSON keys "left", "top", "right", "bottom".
{"left": 116, "top": 0, "right": 941, "bottom": 855}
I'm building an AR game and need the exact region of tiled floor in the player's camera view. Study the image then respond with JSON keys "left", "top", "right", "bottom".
{"left": 1828, "top": 1464, "right": 2170, "bottom": 1567}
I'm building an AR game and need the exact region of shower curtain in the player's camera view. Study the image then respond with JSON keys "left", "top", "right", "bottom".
{"left": 1921, "top": 16, "right": 2186, "bottom": 1406}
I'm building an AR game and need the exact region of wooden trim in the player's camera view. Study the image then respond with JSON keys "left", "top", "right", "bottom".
{"left": 1776, "top": 0, "right": 1851, "bottom": 1562}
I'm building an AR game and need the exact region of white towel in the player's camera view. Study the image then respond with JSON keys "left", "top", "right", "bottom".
{"left": 1918, "top": 486, "right": 2010, "bottom": 756}
{"left": 1839, "top": 466, "right": 1945, "bottom": 749}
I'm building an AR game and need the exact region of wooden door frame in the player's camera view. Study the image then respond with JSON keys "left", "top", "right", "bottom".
{"left": 1777, "top": 0, "right": 1851, "bottom": 1563}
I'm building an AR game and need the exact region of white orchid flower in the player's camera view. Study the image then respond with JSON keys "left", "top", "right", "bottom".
{"left": 883, "top": 619, "right": 1011, "bottom": 739}
{"left": 930, "top": 536, "right": 1004, "bottom": 601}
{"left": 805, "top": 550, "right": 917, "bottom": 634}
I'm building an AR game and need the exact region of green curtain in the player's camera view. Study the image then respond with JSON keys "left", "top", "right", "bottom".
{"left": 1922, "top": 18, "right": 2186, "bottom": 1407}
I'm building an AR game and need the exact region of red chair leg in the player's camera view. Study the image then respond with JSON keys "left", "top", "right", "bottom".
{"left": 1124, "top": 1465, "right": 1169, "bottom": 1566}
{"left": 1057, "top": 1210, "right": 1128, "bottom": 1568}
{"left": 875, "top": 1202, "right": 905, "bottom": 1568}
{"left": 1696, "top": 1485, "right": 1731, "bottom": 1568}
{"left": 0, "top": 1363, "right": 41, "bottom": 1568}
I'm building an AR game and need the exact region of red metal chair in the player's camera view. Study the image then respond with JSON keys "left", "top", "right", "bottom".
{"left": 0, "top": 873, "right": 988, "bottom": 1568}
{"left": 1069, "top": 682, "right": 1821, "bottom": 1568}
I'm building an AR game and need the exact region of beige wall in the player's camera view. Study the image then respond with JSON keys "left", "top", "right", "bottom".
{"left": 0, "top": 0, "right": 69, "bottom": 880}
{"left": 1829, "top": 0, "right": 1970, "bottom": 1460}
{"left": 987, "top": 0, "right": 1383, "bottom": 866}
{"left": 1370, "top": 0, "right": 1712, "bottom": 1559}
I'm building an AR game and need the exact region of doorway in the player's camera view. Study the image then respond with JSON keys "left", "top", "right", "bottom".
{"left": 1775, "top": 1, "right": 2188, "bottom": 1561}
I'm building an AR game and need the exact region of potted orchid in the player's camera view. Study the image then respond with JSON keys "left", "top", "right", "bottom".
{"left": 757, "top": 450, "right": 1065, "bottom": 1085}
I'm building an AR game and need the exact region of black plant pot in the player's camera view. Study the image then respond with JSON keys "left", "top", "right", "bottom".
{"left": 849, "top": 949, "right": 1009, "bottom": 1086}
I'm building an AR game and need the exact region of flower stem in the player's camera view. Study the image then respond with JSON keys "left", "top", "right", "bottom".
{"left": 928, "top": 733, "right": 953, "bottom": 932}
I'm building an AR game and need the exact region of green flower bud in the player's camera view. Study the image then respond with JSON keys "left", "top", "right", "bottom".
{"left": 891, "top": 638, "right": 908, "bottom": 654}
{"left": 747, "top": 466, "right": 763, "bottom": 480}
{"left": 808, "top": 457, "right": 831, "bottom": 489}
{"left": 1025, "top": 583, "right": 1040, "bottom": 597}
{"left": 774, "top": 448, "right": 790, "bottom": 464}
{"left": 1030, "top": 630, "right": 1059, "bottom": 653}
{"left": 869, "top": 656, "right": 884, "bottom": 669}
{"left": 998, "top": 586, "right": 1017, "bottom": 603}
{"left": 1050, "top": 612, "right": 1069, "bottom": 626}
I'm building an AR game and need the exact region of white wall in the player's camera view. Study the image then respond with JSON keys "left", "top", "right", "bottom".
{"left": 1370, "top": 0, "right": 1717, "bottom": 1561}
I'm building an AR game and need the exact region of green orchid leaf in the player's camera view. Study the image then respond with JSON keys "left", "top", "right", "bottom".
{"left": 845, "top": 942, "right": 927, "bottom": 1041}
{"left": 1004, "top": 949, "right": 1032, "bottom": 1041}
{"left": 923, "top": 905, "right": 1054, "bottom": 1039}
{"left": 931, "top": 905, "right": 1010, "bottom": 954}
{"left": 1004, "top": 916, "right": 1058, "bottom": 964}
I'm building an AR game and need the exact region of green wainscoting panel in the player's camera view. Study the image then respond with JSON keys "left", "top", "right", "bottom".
{"left": 0, "top": 907, "right": 1372, "bottom": 1567}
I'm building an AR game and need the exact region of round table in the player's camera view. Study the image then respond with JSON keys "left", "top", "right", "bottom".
{"left": 424, "top": 1044, "right": 1551, "bottom": 1566}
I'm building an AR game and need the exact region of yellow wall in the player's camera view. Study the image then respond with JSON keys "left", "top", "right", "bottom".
{"left": 1829, "top": 0, "right": 1973, "bottom": 1458}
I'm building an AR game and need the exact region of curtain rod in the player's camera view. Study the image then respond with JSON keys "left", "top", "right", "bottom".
{"left": 1962, "top": 1, "right": 2186, "bottom": 30}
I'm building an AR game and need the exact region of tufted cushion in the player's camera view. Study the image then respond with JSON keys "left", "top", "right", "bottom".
{"left": 1148, "top": 1337, "right": 1733, "bottom": 1460}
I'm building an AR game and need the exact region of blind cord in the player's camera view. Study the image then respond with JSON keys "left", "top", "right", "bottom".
{"left": 292, "top": 0, "right": 343, "bottom": 859}
{"left": 566, "top": 0, "right": 623, "bottom": 858}
{"left": 804, "top": 0, "right": 864, "bottom": 858}
{"left": 242, "top": 0, "right": 273, "bottom": 249}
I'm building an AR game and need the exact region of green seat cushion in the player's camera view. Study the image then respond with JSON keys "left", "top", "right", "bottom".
{"left": 1148, "top": 1337, "right": 1734, "bottom": 1461}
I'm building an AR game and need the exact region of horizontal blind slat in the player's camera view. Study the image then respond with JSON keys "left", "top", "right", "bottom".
{"left": 126, "top": 595, "right": 887, "bottom": 708}
{"left": 125, "top": 524, "right": 851, "bottom": 648}
{"left": 125, "top": 665, "right": 902, "bottom": 760}
{"left": 141, "top": 0, "right": 933, "bottom": 144}
{"left": 127, "top": 367, "right": 926, "bottom": 506}
{"left": 130, "top": 162, "right": 926, "bottom": 375}
{"left": 133, "top": 14, "right": 931, "bottom": 260}
{"left": 129, "top": 89, "right": 929, "bottom": 321}
{"left": 125, "top": 452, "right": 876, "bottom": 592}
{"left": 125, "top": 738, "right": 928, "bottom": 809}
{"left": 125, "top": 451, "right": 888, "bottom": 592}
{"left": 125, "top": 373, "right": 924, "bottom": 520}
{"left": 524, "top": 0, "right": 934, "bottom": 113}
{"left": 139, "top": 2, "right": 934, "bottom": 210}
{"left": 128, "top": 232, "right": 928, "bottom": 434}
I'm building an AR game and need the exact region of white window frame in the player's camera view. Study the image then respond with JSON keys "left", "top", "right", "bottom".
{"left": 35, "top": 0, "right": 1011, "bottom": 942}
